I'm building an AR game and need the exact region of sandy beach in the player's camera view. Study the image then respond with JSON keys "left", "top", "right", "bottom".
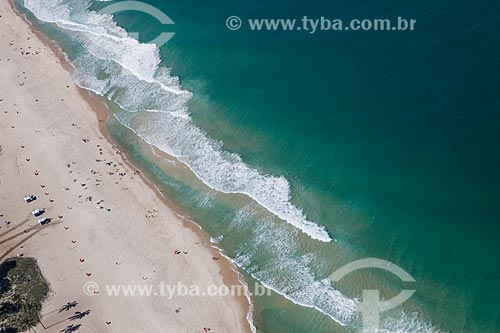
{"left": 0, "top": 1, "right": 251, "bottom": 332}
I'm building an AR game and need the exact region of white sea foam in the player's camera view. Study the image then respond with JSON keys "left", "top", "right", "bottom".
{"left": 378, "top": 311, "right": 446, "bottom": 333}
{"left": 210, "top": 235, "right": 224, "bottom": 244}
{"left": 230, "top": 211, "right": 358, "bottom": 326}
{"left": 228, "top": 207, "right": 445, "bottom": 332}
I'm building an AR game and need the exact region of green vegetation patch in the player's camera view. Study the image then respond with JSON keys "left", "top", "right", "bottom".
{"left": 0, "top": 257, "right": 49, "bottom": 332}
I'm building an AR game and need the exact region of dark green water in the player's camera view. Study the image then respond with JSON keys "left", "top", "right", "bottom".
{"left": 18, "top": 0, "right": 500, "bottom": 331}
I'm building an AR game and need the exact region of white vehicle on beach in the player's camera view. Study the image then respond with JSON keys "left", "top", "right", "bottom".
{"left": 38, "top": 217, "right": 51, "bottom": 225}
{"left": 24, "top": 195, "right": 37, "bottom": 203}
{"left": 32, "top": 209, "right": 45, "bottom": 217}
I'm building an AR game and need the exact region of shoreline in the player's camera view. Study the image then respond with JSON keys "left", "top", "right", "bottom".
{"left": 4, "top": 1, "right": 254, "bottom": 332}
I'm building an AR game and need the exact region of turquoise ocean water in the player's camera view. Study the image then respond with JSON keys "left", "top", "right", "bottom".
{"left": 17, "top": 0, "right": 500, "bottom": 332}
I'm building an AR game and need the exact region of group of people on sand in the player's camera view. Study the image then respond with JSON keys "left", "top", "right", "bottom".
{"left": 8, "top": 119, "right": 222, "bottom": 332}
